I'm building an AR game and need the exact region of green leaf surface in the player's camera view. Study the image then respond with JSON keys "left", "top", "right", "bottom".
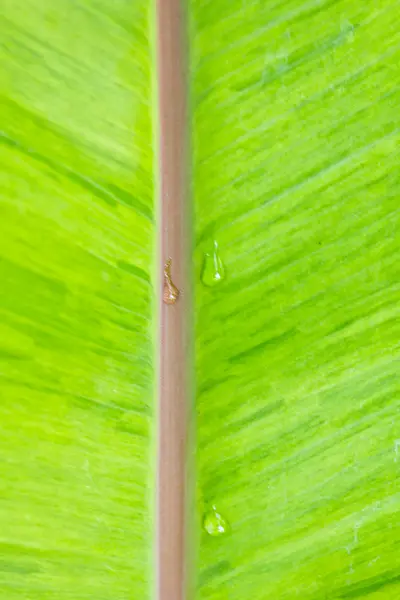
{"left": 191, "top": 0, "right": 400, "bottom": 598}
{"left": 0, "top": 1, "right": 155, "bottom": 598}
{"left": 2, "top": 0, "right": 400, "bottom": 598}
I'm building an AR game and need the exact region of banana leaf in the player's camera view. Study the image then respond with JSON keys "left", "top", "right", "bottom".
{"left": 1, "top": 0, "right": 399, "bottom": 599}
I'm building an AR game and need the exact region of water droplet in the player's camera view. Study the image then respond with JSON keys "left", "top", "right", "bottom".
{"left": 203, "top": 505, "right": 229, "bottom": 536}
{"left": 201, "top": 241, "right": 225, "bottom": 287}
{"left": 163, "top": 258, "right": 179, "bottom": 305}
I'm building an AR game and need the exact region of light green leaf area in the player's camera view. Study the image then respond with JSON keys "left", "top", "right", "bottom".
{"left": 191, "top": 1, "right": 400, "bottom": 598}
{"left": 0, "top": 1, "right": 155, "bottom": 599}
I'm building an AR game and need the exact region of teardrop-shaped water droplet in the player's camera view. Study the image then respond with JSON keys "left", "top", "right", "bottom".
{"left": 201, "top": 241, "right": 225, "bottom": 287}
{"left": 203, "top": 505, "right": 229, "bottom": 536}
{"left": 163, "top": 258, "right": 180, "bottom": 305}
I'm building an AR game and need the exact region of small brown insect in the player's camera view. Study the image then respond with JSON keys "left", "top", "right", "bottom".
{"left": 163, "top": 258, "right": 180, "bottom": 305}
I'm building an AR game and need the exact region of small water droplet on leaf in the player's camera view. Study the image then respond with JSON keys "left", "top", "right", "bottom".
{"left": 201, "top": 241, "right": 225, "bottom": 287}
{"left": 163, "top": 258, "right": 179, "bottom": 305}
{"left": 203, "top": 505, "right": 229, "bottom": 536}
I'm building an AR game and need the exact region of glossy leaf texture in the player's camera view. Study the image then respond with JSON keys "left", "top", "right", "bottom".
{"left": 191, "top": 0, "right": 400, "bottom": 599}
{"left": 0, "top": 1, "right": 156, "bottom": 599}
